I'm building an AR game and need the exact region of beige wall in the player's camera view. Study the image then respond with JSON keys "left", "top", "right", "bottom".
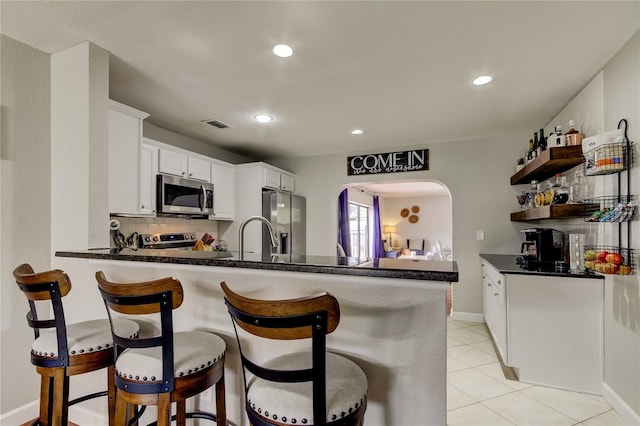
{"left": 0, "top": 34, "right": 51, "bottom": 413}
{"left": 381, "top": 194, "right": 452, "bottom": 252}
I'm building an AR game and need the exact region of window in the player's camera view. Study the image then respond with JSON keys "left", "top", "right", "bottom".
{"left": 349, "top": 202, "right": 370, "bottom": 259}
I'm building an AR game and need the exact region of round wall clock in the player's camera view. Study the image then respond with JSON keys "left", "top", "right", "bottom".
{"left": 400, "top": 208, "right": 410, "bottom": 218}
{"left": 408, "top": 215, "right": 419, "bottom": 223}
{"left": 411, "top": 205, "right": 420, "bottom": 213}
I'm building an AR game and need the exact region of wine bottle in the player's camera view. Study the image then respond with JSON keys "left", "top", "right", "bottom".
{"left": 538, "top": 128, "right": 546, "bottom": 155}
{"left": 532, "top": 133, "right": 539, "bottom": 159}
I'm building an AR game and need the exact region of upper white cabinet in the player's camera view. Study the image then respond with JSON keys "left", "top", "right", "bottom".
{"left": 140, "top": 142, "right": 159, "bottom": 214}
{"left": 262, "top": 164, "right": 295, "bottom": 192}
{"left": 187, "top": 156, "right": 211, "bottom": 182}
{"left": 158, "top": 149, "right": 188, "bottom": 177}
{"left": 211, "top": 160, "right": 235, "bottom": 220}
{"left": 158, "top": 148, "right": 211, "bottom": 182}
{"left": 108, "top": 100, "right": 149, "bottom": 215}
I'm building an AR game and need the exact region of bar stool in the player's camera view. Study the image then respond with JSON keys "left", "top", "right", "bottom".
{"left": 95, "top": 271, "right": 227, "bottom": 426}
{"left": 220, "top": 282, "right": 368, "bottom": 426}
{"left": 13, "top": 263, "right": 140, "bottom": 426}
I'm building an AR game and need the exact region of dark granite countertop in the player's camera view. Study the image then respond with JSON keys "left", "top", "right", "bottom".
{"left": 56, "top": 248, "right": 459, "bottom": 282}
{"left": 480, "top": 254, "right": 603, "bottom": 279}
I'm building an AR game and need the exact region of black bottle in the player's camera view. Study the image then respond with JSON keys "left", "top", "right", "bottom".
{"left": 532, "top": 133, "right": 539, "bottom": 159}
{"left": 538, "top": 128, "right": 546, "bottom": 154}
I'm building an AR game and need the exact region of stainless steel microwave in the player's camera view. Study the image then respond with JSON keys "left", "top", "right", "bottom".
{"left": 157, "top": 174, "right": 214, "bottom": 216}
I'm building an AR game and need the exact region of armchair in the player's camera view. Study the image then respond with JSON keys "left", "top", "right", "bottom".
{"left": 406, "top": 239, "right": 425, "bottom": 255}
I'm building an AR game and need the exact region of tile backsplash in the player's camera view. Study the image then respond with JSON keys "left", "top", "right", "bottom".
{"left": 110, "top": 216, "right": 220, "bottom": 248}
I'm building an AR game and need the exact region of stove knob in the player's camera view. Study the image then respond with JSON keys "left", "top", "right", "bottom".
{"left": 190, "top": 234, "right": 196, "bottom": 240}
{"left": 153, "top": 236, "right": 159, "bottom": 242}
{"left": 145, "top": 236, "right": 151, "bottom": 242}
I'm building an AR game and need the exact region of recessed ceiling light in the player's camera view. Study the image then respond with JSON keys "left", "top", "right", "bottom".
{"left": 272, "top": 44, "right": 294, "bottom": 58}
{"left": 253, "top": 113, "right": 274, "bottom": 123}
{"left": 351, "top": 129, "right": 364, "bottom": 135}
{"left": 473, "top": 75, "right": 493, "bottom": 86}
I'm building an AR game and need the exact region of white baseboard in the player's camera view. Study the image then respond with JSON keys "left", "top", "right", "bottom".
{"left": 0, "top": 400, "right": 39, "bottom": 425}
{"left": 0, "top": 400, "right": 107, "bottom": 425}
{"left": 450, "top": 311, "right": 485, "bottom": 323}
{"left": 602, "top": 382, "right": 640, "bottom": 425}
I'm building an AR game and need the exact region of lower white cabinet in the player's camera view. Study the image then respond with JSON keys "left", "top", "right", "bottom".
{"left": 482, "top": 261, "right": 508, "bottom": 361}
{"left": 481, "top": 257, "right": 604, "bottom": 393}
{"left": 211, "top": 161, "right": 235, "bottom": 220}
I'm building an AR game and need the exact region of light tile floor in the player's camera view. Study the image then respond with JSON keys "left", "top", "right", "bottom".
{"left": 446, "top": 318, "right": 631, "bottom": 426}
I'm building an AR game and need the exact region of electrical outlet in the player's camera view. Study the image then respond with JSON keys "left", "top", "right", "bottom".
{"left": 200, "top": 387, "right": 213, "bottom": 402}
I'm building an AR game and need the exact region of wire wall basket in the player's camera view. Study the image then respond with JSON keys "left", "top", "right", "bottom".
{"left": 584, "top": 141, "right": 633, "bottom": 176}
{"left": 583, "top": 246, "right": 636, "bottom": 275}
{"left": 583, "top": 195, "right": 637, "bottom": 223}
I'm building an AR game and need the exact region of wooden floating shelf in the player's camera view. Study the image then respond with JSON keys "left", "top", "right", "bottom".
{"left": 510, "top": 203, "right": 599, "bottom": 222}
{"left": 511, "top": 145, "right": 585, "bottom": 185}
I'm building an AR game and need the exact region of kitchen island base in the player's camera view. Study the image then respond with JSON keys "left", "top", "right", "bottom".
{"left": 53, "top": 256, "right": 451, "bottom": 426}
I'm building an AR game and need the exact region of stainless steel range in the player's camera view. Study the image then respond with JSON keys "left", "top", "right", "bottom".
{"left": 139, "top": 232, "right": 198, "bottom": 250}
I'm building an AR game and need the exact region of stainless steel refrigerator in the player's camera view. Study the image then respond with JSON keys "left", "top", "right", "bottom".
{"left": 262, "top": 189, "right": 306, "bottom": 261}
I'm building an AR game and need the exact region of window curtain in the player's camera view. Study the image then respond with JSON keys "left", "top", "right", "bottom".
{"left": 337, "top": 189, "right": 351, "bottom": 257}
{"left": 372, "top": 195, "right": 384, "bottom": 259}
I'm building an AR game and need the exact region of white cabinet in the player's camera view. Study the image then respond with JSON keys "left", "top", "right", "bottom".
{"left": 262, "top": 165, "right": 295, "bottom": 192}
{"left": 481, "top": 261, "right": 508, "bottom": 361}
{"left": 481, "top": 256, "right": 604, "bottom": 393}
{"left": 108, "top": 100, "right": 149, "bottom": 215}
{"left": 507, "top": 274, "right": 603, "bottom": 393}
{"left": 158, "top": 149, "right": 188, "bottom": 177}
{"left": 187, "top": 156, "right": 211, "bottom": 182}
{"left": 211, "top": 160, "right": 235, "bottom": 220}
{"left": 280, "top": 172, "right": 295, "bottom": 192}
{"left": 158, "top": 149, "right": 211, "bottom": 182}
{"left": 139, "top": 142, "right": 158, "bottom": 214}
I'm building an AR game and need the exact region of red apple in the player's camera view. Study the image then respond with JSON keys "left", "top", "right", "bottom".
{"left": 597, "top": 251, "right": 609, "bottom": 262}
{"left": 605, "top": 253, "right": 623, "bottom": 265}
{"left": 603, "top": 263, "right": 619, "bottom": 274}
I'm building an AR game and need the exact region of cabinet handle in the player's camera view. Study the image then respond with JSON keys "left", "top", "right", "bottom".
{"left": 487, "top": 283, "right": 492, "bottom": 287}
{"left": 497, "top": 280, "right": 502, "bottom": 285}
{"left": 494, "top": 293, "right": 499, "bottom": 296}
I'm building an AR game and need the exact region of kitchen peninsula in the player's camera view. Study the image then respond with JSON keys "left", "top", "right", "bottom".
{"left": 55, "top": 249, "right": 458, "bottom": 426}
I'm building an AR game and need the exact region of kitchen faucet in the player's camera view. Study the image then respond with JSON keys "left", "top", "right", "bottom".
{"left": 239, "top": 215, "right": 278, "bottom": 260}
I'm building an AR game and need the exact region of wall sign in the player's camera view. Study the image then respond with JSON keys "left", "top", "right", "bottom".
{"left": 347, "top": 149, "right": 429, "bottom": 176}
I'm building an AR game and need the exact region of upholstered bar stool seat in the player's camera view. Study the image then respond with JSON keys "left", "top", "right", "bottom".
{"left": 32, "top": 319, "right": 138, "bottom": 358}
{"left": 115, "top": 331, "right": 225, "bottom": 383}
{"left": 248, "top": 352, "right": 367, "bottom": 425}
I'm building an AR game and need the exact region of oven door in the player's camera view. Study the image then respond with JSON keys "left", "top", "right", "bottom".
{"left": 157, "top": 174, "right": 214, "bottom": 215}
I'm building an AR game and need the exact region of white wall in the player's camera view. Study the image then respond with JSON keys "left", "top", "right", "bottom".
{"left": 273, "top": 132, "right": 528, "bottom": 318}
{"left": 0, "top": 34, "right": 50, "bottom": 414}
{"left": 381, "top": 194, "right": 452, "bottom": 252}
{"left": 599, "top": 31, "right": 639, "bottom": 421}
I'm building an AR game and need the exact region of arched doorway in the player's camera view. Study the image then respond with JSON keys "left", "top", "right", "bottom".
{"left": 336, "top": 180, "right": 454, "bottom": 313}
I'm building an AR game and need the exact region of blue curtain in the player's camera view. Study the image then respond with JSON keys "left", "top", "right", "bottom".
{"left": 337, "top": 189, "right": 351, "bottom": 257}
{"left": 372, "top": 196, "right": 385, "bottom": 259}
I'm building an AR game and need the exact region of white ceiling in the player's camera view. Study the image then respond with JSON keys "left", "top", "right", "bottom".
{"left": 2, "top": 1, "right": 639, "bottom": 162}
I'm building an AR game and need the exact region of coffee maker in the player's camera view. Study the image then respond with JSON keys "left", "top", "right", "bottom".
{"left": 518, "top": 228, "right": 565, "bottom": 270}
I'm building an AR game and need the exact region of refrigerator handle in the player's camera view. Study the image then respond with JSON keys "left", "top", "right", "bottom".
{"left": 280, "top": 232, "right": 289, "bottom": 254}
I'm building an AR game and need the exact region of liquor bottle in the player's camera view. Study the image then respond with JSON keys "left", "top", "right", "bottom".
{"left": 565, "top": 120, "right": 583, "bottom": 146}
{"left": 549, "top": 125, "right": 565, "bottom": 147}
{"left": 532, "top": 133, "right": 539, "bottom": 159}
{"left": 538, "top": 128, "right": 546, "bottom": 155}
{"left": 527, "top": 139, "right": 534, "bottom": 163}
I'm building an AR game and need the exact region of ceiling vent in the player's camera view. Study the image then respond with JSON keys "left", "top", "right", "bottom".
{"left": 202, "top": 119, "right": 230, "bottom": 129}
